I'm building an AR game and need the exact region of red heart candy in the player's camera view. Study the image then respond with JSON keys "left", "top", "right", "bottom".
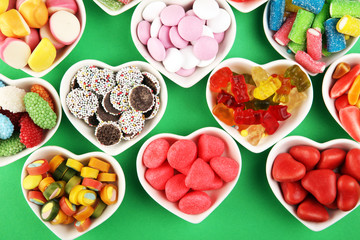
{"left": 280, "top": 181, "right": 308, "bottom": 205}
{"left": 337, "top": 174, "right": 360, "bottom": 211}
{"left": 339, "top": 106, "right": 360, "bottom": 142}
{"left": 289, "top": 145, "right": 320, "bottom": 171}
{"left": 301, "top": 169, "right": 337, "bottom": 205}
{"left": 341, "top": 148, "right": 360, "bottom": 181}
{"left": 297, "top": 197, "right": 329, "bottom": 222}
{"left": 317, "top": 148, "right": 346, "bottom": 170}
{"left": 185, "top": 158, "right": 215, "bottom": 190}
{"left": 272, "top": 153, "right": 306, "bottom": 182}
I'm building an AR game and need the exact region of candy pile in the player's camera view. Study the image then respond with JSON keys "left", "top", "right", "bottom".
{"left": 22, "top": 155, "right": 118, "bottom": 232}
{"left": 272, "top": 146, "right": 360, "bottom": 222}
{"left": 0, "top": 81, "right": 57, "bottom": 156}
{"left": 96, "top": 0, "right": 133, "bottom": 11}
{"left": 210, "top": 64, "right": 310, "bottom": 146}
{"left": 330, "top": 62, "right": 360, "bottom": 142}
{"left": 136, "top": 0, "right": 231, "bottom": 77}
{"left": 0, "top": 0, "right": 81, "bottom": 72}
{"left": 268, "top": 0, "right": 360, "bottom": 74}
{"left": 143, "top": 134, "right": 239, "bottom": 215}
{"left": 66, "top": 65, "right": 161, "bottom": 146}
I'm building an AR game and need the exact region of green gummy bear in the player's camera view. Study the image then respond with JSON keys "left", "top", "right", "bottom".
{"left": 284, "top": 65, "right": 311, "bottom": 92}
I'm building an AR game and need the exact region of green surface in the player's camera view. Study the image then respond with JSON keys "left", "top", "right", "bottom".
{"left": 1, "top": 1, "right": 360, "bottom": 240}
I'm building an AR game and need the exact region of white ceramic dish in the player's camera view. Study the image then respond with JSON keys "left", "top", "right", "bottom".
{"left": 322, "top": 53, "right": 360, "bottom": 142}
{"left": 17, "top": 0, "right": 86, "bottom": 77}
{"left": 226, "top": 0, "right": 267, "bottom": 13}
{"left": 206, "top": 58, "right": 313, "bottom": 153}
{"left": 266, "top": 136, "right": 360, "bottom": 232}
{"left": 130, "top": 0, "right": 236, "bottom": 88}
{"left": 136, "top": 127, "right": 241, "bottom": 224}
{"left": 60, "top": 59, "right": 168, "bottom": 156}
{"left": 93, "top": 0, "right": 141, "bottom": 16}
{"left": 0, "top": 74, "right": 62, "bottom": 167}
{"left": 262, "top": 1, "right": 359, "bottom": 76}
{"left": 21, "top": 146, "right": 126, "bottom": 240}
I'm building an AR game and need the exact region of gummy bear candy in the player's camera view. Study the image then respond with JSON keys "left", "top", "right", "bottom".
{"left": 212, "top": 103, "right": 235, "bottom": 126}
{"left": 243, "top": 73, "right": 256, "bottom": 86}
{"left": 246, "top": 84, "right": 256, "bottom": 101}
{"left": 210, "top": 67, "right": 233, "bottom": 93}
{"left": 268, "top": 105, "right": 291, "bottom": 121}
{"left": 286, "top": 87, "right": 307, "bottom": 113}
{"left": 244, "top": 124, "right": 266, "bottom": 146}
{"left": 251, "top": 66, "right": 269, "bottom": 86}
{"left": 234, "top": 108, "right": 264, "bottom": 125}
{"left": 284, "top": 65, "right": 311, "bottom": 92}
{"left": 253, "top": 75, "right": 282, "bottom": 100}
{"left": 217, "top": 91, "right": 245, "bottom": 109}
{"left": 231, "top": 74, "right": 249, "bottom": 103}
{"left": 261, "top": 111, "right": 279, "bottom": 135}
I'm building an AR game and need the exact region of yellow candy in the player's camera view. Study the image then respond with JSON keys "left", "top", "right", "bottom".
{"left": 19, "top": 0, "right": 48, "bottom": 28}
{"left": 285, "top": 0, "right": 302, "bottom": 12}
{"left": 77, "top": 190, "right": 97, "bottom": 206}
{"left": 0, "top": 9, "right": 30, "bottom": 38}
{"left": 253, "top": 76, "right": 282, "bottom": 100}
{"left": 69, "top": 185, "right": 86, "bottom": 205}
{"left": 80, "top": 167, "right": 99, "bottom": 179}
{"left": 66, "top": 158, "right": 84, "bottom": 172}
{"left": 337, "top": 15, "right": 360, "bottom": 37}
{"left": 0, "top": 0, "right": 9, "bottom": 14}
{"left": 23, "top": 174, "right": 42, "bottom": 190}
{"left": 28, "top": 38, "right": 56, "bottom": 72}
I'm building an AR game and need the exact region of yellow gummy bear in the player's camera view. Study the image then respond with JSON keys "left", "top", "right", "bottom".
{"left": 0, "top": 0, "right": 9, "bottom": 14}
{"left": 0, "top": 9, "right": 30, "bottom": 38}
{"left": 28, "top": 38, "right": 56, "bottom": 72}
{"left": 19, "top": 0, "right": 48, "bottom": 28}
{"left": 253, "top": 76, "right": 282, "bottom": 100}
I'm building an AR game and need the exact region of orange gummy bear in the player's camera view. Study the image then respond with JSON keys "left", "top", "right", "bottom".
{"left": 212, "top": 103, "right": 235, "bottom": 126}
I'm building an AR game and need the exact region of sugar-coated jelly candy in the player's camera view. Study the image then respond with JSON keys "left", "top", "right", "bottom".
{"left": 286, "top": 87, "right": 307, "bottom": 113}
{"left": 273, "top": 13, "right": 296, "bottom": 46}
{"left": 324, "top": 18, "right": 346, "bottom": 53}
{"left": 284, "top": 65, "right": 311, "bottom": 92}
{"left": 231, "top": 74, "right": 249, "bottom": 103}
{"left": 312, "top": 3, "right": 329, "bottom": 34}
{"left": 288, "top": 9, "right": 315, "bottom": 45}
{"left": 336, "top": 15, "right": 360, "bottom": 37}
{"left": 212, "top": 103, "right": 235, "bottom": 126}
{"left": 332, "top": 62, "right": 351, "bottom": 79}
{"left": 330, "top": 0, "right": 360, "bottom": 18}
{"left": 269, "top": 0, "right": 286, "bottom": 31}
{"left": 292, "top": 0, "right": 325, "bottom": 15}
{"left": 251, "top": 66, "right": 269, "bottom": 86}
{"left": 295, "top": 50, "right": 326, "bottom": 74}
{"left": 210, "top": 67, "right": 233, "bottom": 93}
{"left": 253, "top": 75, "right": 282, "bottom": 100}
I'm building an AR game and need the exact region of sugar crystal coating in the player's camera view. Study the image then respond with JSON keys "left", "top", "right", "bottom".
{"left": 0, "top": 113, "right": 14, "bottom": 140}
{"left": 0, "top": 86, "right": 26, "bottom": 113}
{"left": 24, "top": 92, "right": 57, "bottom": 129}
{"left": 0, "top": 133, "right": 26, "bottom": 156}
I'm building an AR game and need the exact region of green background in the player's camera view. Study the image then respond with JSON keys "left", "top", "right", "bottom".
{"left": 1, "top": 1, "right": 360, "bottom": 239}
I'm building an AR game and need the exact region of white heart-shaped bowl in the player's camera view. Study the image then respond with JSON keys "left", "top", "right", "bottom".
{"left": 18, "top": 0, "right": 86, "bottom": 77}
{"left": 136, "top": 127, "right": 242, "bottom": 224}
{"left": 322, "top": 53, "right": 360, "bottom": 141}
{"left": 93, "top": 0, "right": 141, "bottom": 16}
{"left": 263, "top": 1, "right": 359, "bottom": 76}
{"left": 226, "top": 0, "right": 267, "bottom": 13}
{"left": 21, "top": 146, "right": 126, "bottom": 239}
{"left": 0, "top": 74, "right": 62, "bottom": 167}
{"left": 206, "top": 58, "right": 313, "bottom": 153}
{"left": 266, "top": 135, "right": 360, "bottom": 231}
{"left": 130, "top": 0, "right": 236, "bottom": 88}
{"left": 60, "top": 59, "right": 168, "bottom": 156}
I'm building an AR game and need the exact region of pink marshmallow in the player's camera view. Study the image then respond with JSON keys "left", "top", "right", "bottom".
{"left": 143, "top": 138, "right": 170, "bottom": 169}
{"left": 145, "top": 161, "right": 174, "bottom": 191}
{"left": 39, "top": 23, "right": 65, "bottom": 49}
{"left": 165, "top": 174, "right": 190, "bottom": 202}
{"left": 178, "top": 191, "right": 212, "bottom": 215}
{"left": 185, "top": 158, "right": 215, "bottom": 190}
{"left": 49, "top": 10, "right": 80, "bottom": 45}
{"left": 0, "top": 38, "right": 31, "bottom": 69}
{"left": 197, "top": 134, "right": 225, "bottom": 162}
{"left": 167, "top": 139, "right": 197, "bottom": 170}
{"left": 210, "top": 157, "right": 239, "bottom": 182}
{"left": 46, "top": 0, "right": 78, "bottom": 15}
{"left": 22, "top": 28, "right": 40, "bottom": 51}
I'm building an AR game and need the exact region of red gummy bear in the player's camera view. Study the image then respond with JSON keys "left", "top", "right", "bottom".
{"left": 210, "top": 67, "right": 233, "bottom": 93}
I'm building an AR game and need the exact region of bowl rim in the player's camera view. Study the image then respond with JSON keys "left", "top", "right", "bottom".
{"left": 226, "top": 0, "right": 268, "bottom": 13}
{"left": 93, "top": 0, "right": 141, "bottom": 16}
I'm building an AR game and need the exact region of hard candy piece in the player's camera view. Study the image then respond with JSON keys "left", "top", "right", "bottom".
{"left": 0, "top": 133, "right": 25, "bottom": 156}
{"left": 0, "top": 113, "right": 14, "bottom": 140}
{"left": 289, "top": 145, "right": 320, "bottom": 171}
{"left": 272, "top": 152, "right": 306, "bottom": 182}
{"left": 0, "top": 85, "right": 26, "bottom": 112}
{"left": 317, "top": 148, "right": 346, "bottom": 170}
{"left": 145, "top": 161, "right": 174, "bottom": 190}
{"left": 280, "top": 181, "right": 308, "bottom": 205}
{"left": 337, "top": 174, "right": 360, "bottom": 211}
{"left": 341, "top": 148, "right": 360, "bottom": 182}
{"left": 297, "top": 197, "right": 329, "bottom": 222}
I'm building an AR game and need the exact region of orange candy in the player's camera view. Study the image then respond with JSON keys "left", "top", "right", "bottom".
{"left": 31, "top": 84, "right": 55, "bottom": 110}
{"left": 212, "top": 103, "right": 235, "bottom": 126}
{"left": 100, "top": 184, "right": 118, "bottom": 205}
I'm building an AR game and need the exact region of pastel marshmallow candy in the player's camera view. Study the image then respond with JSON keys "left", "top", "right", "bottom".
{"left": 22, "top": 28, "right": 40, "bottom": 51}
{"left": 49, "top": 10, "right": 80, "bottom": 45}
{"left": 39, "top": 23, "right": 65, "bottom": 49}
{"left": 0, "top": 37, "right": 31, "bottom": 69}
{"left": 18, "top": 0, "right": 48, "bottom": 28}
{"left": 177, "top": 15, "right": 204, "bottom": 41}
{"left": 142, "top": 1, "right": 166, "bottom": 22}
{"left": 46, "top": 0, "right": 79, "bottom": 15}
{"left": 162, "top": 47, "right": 184, "bottom": 73}
{"left": 158, "top": 25, "right": 173, "bottom": 49}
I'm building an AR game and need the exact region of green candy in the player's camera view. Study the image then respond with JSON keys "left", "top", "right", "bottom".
{"left": 97, "top": 0, "right": 124, "bottom": 11}
{"left": 24, "top": 92, "right": 57, "bottom": 130}
{"left": 312, "top": 3, "right": 330, "bottom": 34}
{"left": 0, "top": 133, "right": 25, "bottom": 156}
{"left": 284, "top": 65, "right": 311, "bottom": 92}
{"left": 288, "top": 41, "right": 306, "bottom": 54}
{"left": 330, "top": 0, "right": 360, "bottom": 18}
{"left": 289, "top": 9, "right": 315, "bottom": 44}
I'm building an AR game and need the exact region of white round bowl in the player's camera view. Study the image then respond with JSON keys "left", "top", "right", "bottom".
{"left": 0, "top": 74, "right": 62, "bottom": 167}
{"left": 136, "top": 127, "right": 242, "bottom": 224}
{"left": 60, "top": 59, "right": 168, "bottom": 156}
{"left": 130, "top": 0, "right": 236, "bottom": 88}
{"left": 206, "top": 57, "right": 313, "bottom": 153}
{"left": 21, "top": 146, "right": 126, "bottom": 240}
